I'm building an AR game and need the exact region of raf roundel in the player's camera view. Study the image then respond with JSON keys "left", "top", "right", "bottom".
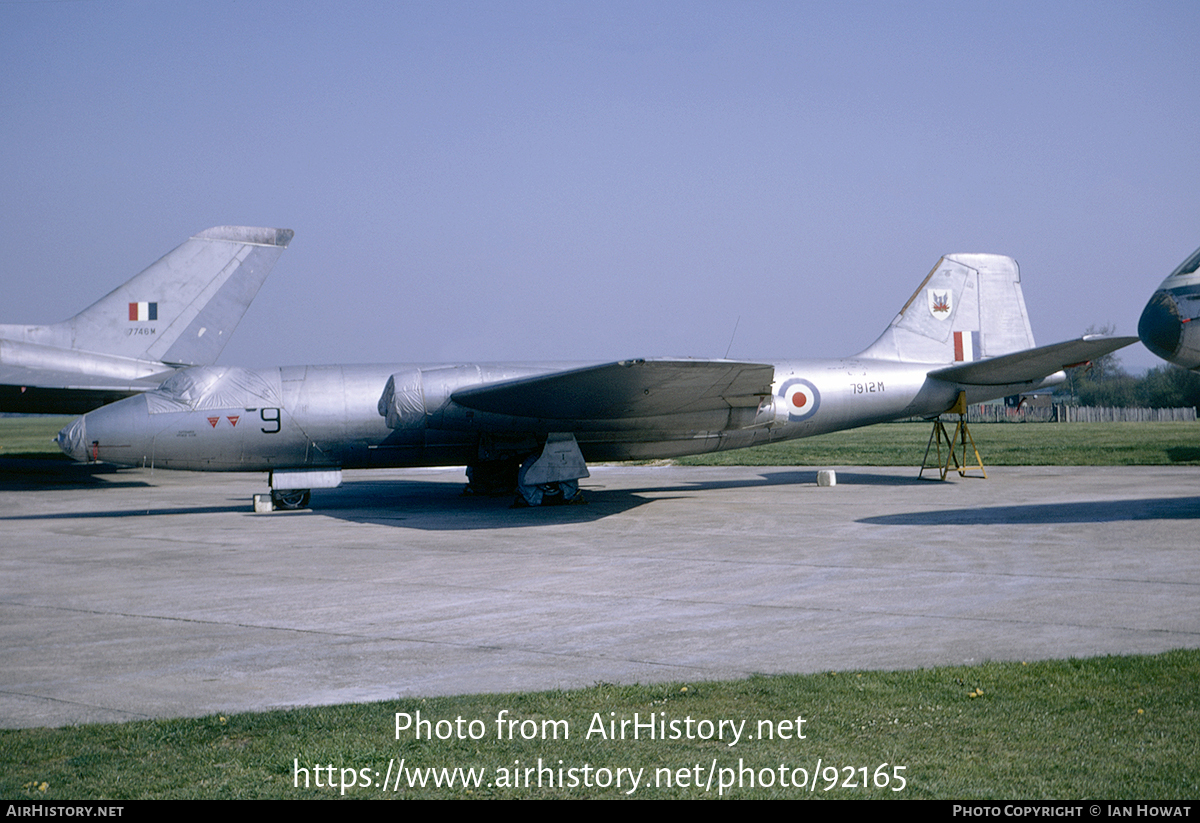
{"left": 777, "top": 377, "right": 820, "bottom": 422}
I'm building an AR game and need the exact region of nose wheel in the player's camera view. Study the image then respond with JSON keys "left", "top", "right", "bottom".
{"left": 258, "top": 469, "right": 340, "bottom": 512}
{"left": 270, "top": 489, "right": 311, "bottom": 510}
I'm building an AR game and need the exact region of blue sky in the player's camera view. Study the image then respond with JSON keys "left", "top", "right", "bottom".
{"left": 3, "top": 1, "right": 1197, "bottom": 373}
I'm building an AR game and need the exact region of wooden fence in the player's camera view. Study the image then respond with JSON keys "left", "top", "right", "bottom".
{"left": 958, "top": 405, "right": 1197, "bottom": 423}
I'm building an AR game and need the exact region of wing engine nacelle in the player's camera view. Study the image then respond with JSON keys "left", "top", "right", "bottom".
{"left": 378, "top": 365, "right": 549, "bottom": 430}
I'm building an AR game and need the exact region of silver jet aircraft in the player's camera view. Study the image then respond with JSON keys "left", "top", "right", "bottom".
{"left": 1138, "top": 244, "right": 1200, "bottom": 371}
{"left": 57, "top": 251, "right": 1135, "bottom": 509}
{"left": 1, "top": 226, "right": 293, "bottom": 413}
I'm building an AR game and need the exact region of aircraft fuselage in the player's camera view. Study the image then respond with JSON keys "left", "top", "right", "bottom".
{"left": 56, "top": 359, "right": 1048, "bottom": 472}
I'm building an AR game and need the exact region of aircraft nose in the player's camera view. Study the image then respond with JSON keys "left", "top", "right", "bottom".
{"left": 1138, "top": 289, "right": 1183, "bottom": 362}
{"left": 55, "top": 416, "right": 90, "bottom": 462}
{"left": 55, "top": 394, "right": 153, "bottom": 466}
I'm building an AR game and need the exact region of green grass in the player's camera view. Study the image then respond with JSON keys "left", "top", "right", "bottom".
{"left": 2, "top": 651, "right": 1196, "bottom": 799}
{"left": 677, "top": 421, "right": 1200, "bottom": 467}
{"left": 0, "top": 415, "right": 74, "bottom": 460}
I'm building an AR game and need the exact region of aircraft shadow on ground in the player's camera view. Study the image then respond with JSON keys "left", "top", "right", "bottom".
{"left": 859, "top": 496, "right": 1200, "bottom": 526}
{"left": 0, "top": 466, "right": 942, "bottom": 527}
{"left": 0, "top": 458, "right": 151, "bottom": 492}
{"left": 317, "top": 468, "right": 928, "bottom": 531}
{"left": 315, "top": 481, "right": 644, "bottom": 529}
{"left": 0, "top": 505, "right": 254, "bottom": 521}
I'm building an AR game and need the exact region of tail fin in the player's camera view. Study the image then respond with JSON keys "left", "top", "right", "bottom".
{"left": 858, "top": 253, "right": 1036, "bottom": 363}
{"left": 53, "top": 226, "right": 293, "bottom": 365}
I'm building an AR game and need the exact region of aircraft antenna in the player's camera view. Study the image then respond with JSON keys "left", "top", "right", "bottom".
{"left": 724, "top": 316, "right": 741, "bottom": 359}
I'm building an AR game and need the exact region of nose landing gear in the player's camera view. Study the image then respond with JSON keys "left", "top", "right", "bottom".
{"left": 271, "top": 489, "right": 311, "bottom": 510}
{"left": 253, "top": 469, "right": 342, "bottom": 512}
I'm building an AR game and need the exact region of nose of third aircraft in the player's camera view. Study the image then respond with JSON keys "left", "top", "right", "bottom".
{"left": 1138, "top": 288, "right": 1184, "bottom": 363}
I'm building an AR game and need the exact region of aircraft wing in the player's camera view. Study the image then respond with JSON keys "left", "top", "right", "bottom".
{"left": 0, "top": 363, "right": 167, "bottom": 414}
{"left": 0, "top": 339, "right": 178, "bottom": 413}
{"left": 451, "top": 358, "right": 775, "bottom": 419}
{"left": 928, "top": 335, "right": 1139, "bottom": 386}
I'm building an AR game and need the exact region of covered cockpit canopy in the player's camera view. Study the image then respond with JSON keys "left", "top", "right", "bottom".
{"left": 146, "top": 366, "right": 282, "bottom": 413}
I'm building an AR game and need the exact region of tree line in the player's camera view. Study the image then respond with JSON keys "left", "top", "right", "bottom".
{"left": 1062, "top": 364, "right": 1200, "bottom": 409}
{"left": 1058, "top": 341, "right": 1200, "bottom": 409}
{"left": 1045, "top": 326, "right": 1200, "bottom": 409}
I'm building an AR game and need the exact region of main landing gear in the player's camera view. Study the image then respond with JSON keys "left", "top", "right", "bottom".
{"left": 466, "top": 433, "right": 591, "bottom": 507}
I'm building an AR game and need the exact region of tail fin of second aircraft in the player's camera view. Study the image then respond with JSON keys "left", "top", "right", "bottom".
{"left": 857, "top": 253, "right": 1036, "bottom": 364}
{"left": 49, "top": 226, "right": 293, "bottom": 366}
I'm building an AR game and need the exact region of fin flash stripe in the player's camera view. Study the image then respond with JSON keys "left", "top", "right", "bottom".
{"left": 128, "top": 302, "right": 158, "bottom": 322}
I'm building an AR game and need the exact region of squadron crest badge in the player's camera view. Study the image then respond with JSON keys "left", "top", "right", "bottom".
{"left": 928, "top": 289, "right": 952, "bottom": 319}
